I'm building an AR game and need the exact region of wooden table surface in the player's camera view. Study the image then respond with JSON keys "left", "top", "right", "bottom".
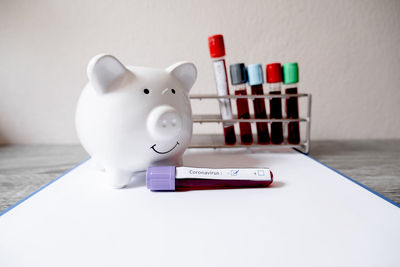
{"left": 1, "top": 140, "right": 399, "bottom": 212}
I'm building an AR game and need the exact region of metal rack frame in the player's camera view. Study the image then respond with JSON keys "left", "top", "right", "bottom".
{"left": 189, "top": 93, "right": 312, "bottom": 154}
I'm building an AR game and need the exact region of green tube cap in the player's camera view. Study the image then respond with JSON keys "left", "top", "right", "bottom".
{"left": 282, "top": 63, "right": 299, "bottom": 84}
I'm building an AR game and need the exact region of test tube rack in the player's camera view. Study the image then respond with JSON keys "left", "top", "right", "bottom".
{"left": 189, "top": 93, "right": 312, "bottom": 154}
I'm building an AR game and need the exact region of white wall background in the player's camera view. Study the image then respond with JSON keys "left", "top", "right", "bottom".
{"left": 0, "top": 0, "right": 399, "bottom": 144}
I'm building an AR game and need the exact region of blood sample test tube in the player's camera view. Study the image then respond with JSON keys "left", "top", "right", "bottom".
{"left": 208, "top": 34, "right": 236, "bottom": 145}
{"left": 247, "top": 64, "right": 270, "bottom": 144}
{"left": 146, "top": 166, "right": 273, "bottom": 192}
{"left": 266, "top": 63, "right": 284, "bottom": 144}
{"left": 282, "top": 62, "right": 300, "bottom": 144}
{"left": 229, "top": 63, "right": 253, "bottom": 145}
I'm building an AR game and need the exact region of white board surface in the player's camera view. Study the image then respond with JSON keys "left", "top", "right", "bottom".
{"left": 1, "top": 148, "right": 399, "bottom": 267}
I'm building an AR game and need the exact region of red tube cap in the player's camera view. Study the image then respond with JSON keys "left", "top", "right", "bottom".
{"left": 266, "top": 63, "right": 282, "bottom": 83}
{"left": 208, "top": 34, "right": 225, "bottom": 58}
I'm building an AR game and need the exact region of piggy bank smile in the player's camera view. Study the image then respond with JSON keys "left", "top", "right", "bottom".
{"left": 150, "top": 141, "right": 179, "bottom": 154}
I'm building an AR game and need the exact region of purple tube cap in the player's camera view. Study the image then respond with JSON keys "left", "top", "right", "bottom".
{"left": 146, "top": 166, "right": 176, "bottom": 191}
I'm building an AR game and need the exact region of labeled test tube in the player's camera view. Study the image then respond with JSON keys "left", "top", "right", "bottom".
{"left": 208, "top": 34, "right": 236, "bottom": 145}
{"left": 230, "top": 63, "right": 253, "bottom": 145}
{"left": 146, "top": 166, "right": 273, "bottom": 191}
{"left": 266, "top": 63, "right": 284, "bottom": 144}
{"left": 282, "top": 62, "right": 300, "bottom": 144}
{"left": 247, "top": 64, "right": 270, "bottom": 144}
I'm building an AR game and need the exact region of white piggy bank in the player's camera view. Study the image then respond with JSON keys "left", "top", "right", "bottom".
{"left": 76, "top": 54, "right": 197, "bottom": 188}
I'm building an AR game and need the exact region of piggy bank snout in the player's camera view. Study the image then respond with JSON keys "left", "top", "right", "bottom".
{"left": 147, "top": 105, "right": 183, "bottom": 140}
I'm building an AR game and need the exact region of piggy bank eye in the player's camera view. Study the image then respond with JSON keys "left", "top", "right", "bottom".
{"left": 143, "top": 88, "right": 150, "bottom": 94}
{"left": 171, "top": 89, "right": 176, "bottom": 94}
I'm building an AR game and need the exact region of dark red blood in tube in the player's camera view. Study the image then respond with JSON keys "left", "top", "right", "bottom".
{"left": 223, "top": 125, "right": 236, "bottom": 145}
{"left": 175, "top": 179, "right": 270, "bottom": 191}
{"left": 251, "top": 84, "right": 270, "bottom": 144}
{"left": 235, "top": 89, "right": 253, "bottom": 145}
{"left": 175, "top": 171, "right": 274, "bottom": 191}
{"left": 269, "top": 91, "right": 284, "bottom": 144}
{"left": 286, "top": 87, "right": 300, "bottom": 144}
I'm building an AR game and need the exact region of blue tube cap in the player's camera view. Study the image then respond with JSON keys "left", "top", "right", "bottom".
{"left": 247, "top": 64, "right": 264, "bottom": 86}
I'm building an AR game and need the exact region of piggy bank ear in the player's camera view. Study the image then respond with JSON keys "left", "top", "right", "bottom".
{"left": 87, "top": 54, "right": 128, "bottom": 94}
{"left": 167, "top": 62, "right": 197, "bottom": 93}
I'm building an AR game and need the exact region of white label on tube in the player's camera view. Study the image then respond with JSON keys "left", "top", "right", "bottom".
{"left": 175, "top": 167, "right": 271, "bottom": 181}
{"left": 212, "top": 60, "right": 233, "bottom": 126}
